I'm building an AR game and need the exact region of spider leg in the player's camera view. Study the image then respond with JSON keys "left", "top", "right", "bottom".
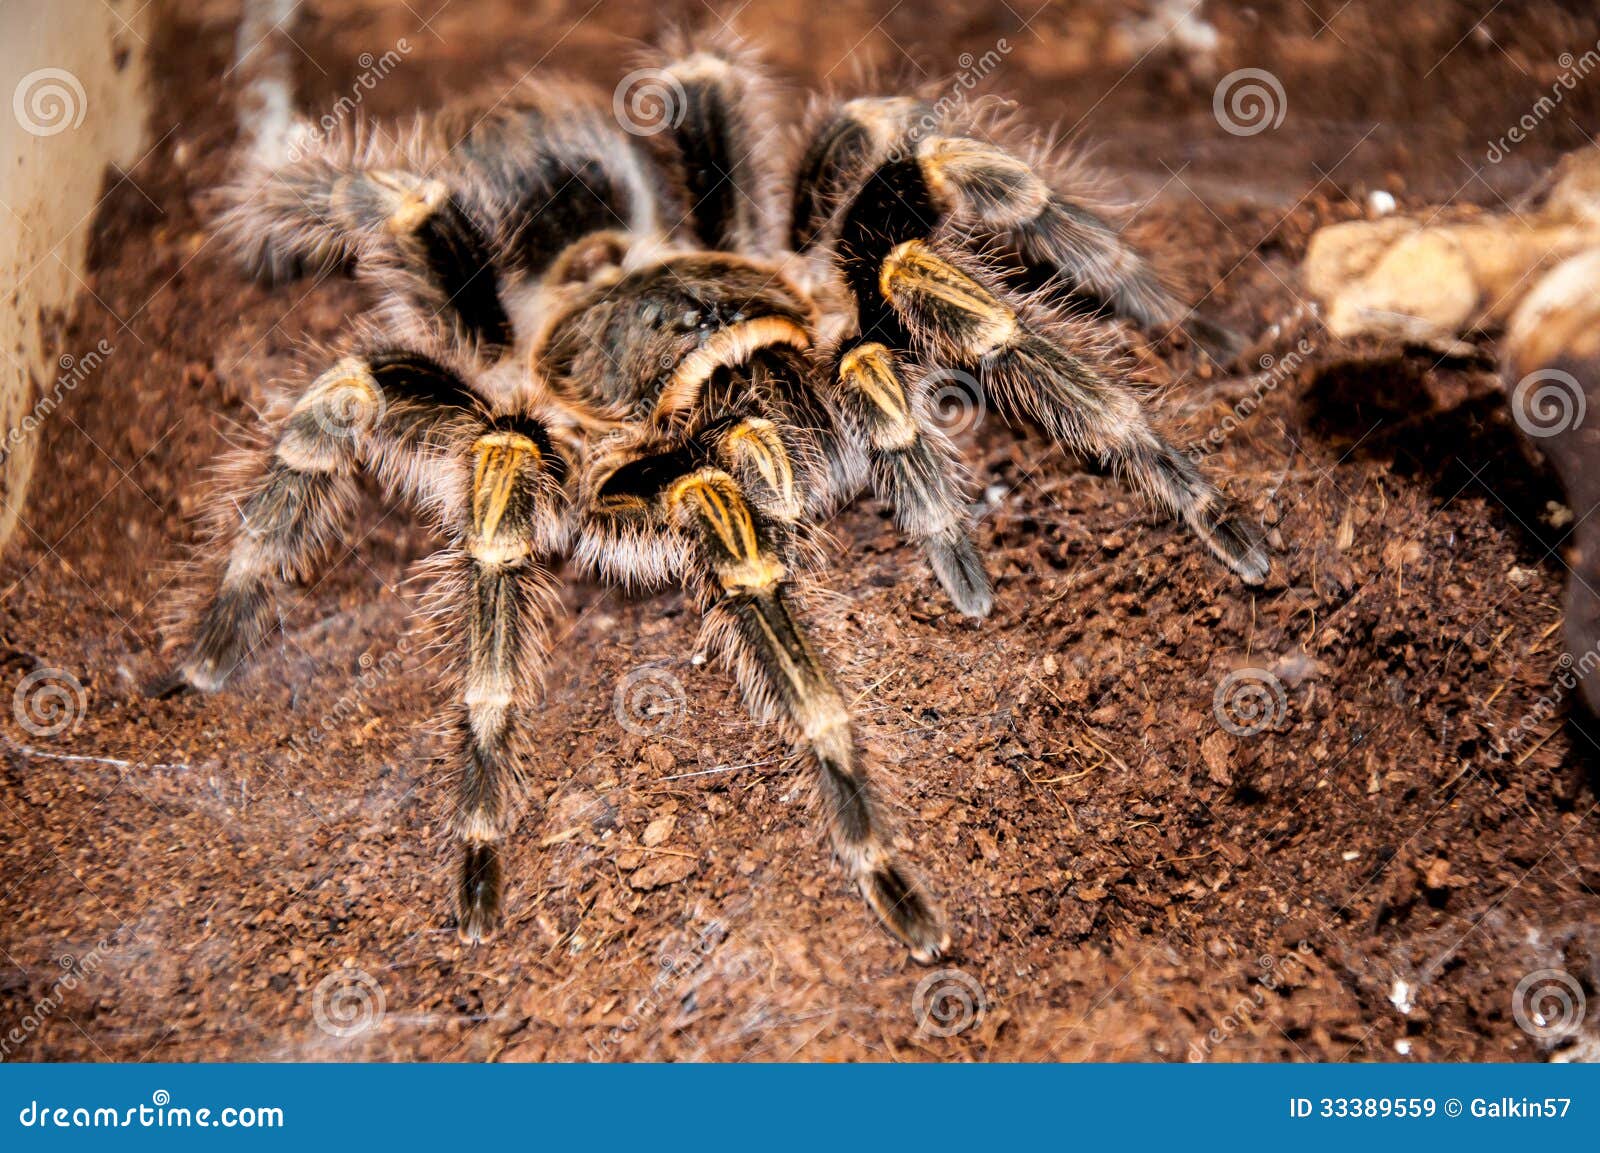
{"left": 794, "top": 100, "right": 1240, "bottom": 354}
{"left": 878, "top": 239, "right": 1270, "bottom": 583}
{"left": 352, "top": 172, "right": 514, "bottom": 358}
{"left": 912, "top": 134, "right": 1179, "bottom": 330}
{"left": 658, "top": 465, "right": 947, "bottom": 960}
{"left": 220, "top": 161, "right": 513, "bottom": 359}
{"left": 439, "top": 418, "right": 564, "bottom": 942}
{"left": 221, "top": 75, "right": 670, "bottom": 359}
{"left": 712, "top": 415, "right": 806, "bottom": 524}
{"left": 169, "top": 349, "right": 565, "bottom": 939}
{"left": 832, "top": 341, "right": 991, "bottom": 616}
{"left": 160, "top": 349, "right": 489, "bottom": 695}
{"left": 650, "top": 38, "right": 782, "bottom": 254}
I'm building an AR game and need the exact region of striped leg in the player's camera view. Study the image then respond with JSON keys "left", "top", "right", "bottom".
{"left": 878, "top": 240, "right": 1269, "bottom": 584}
{"left": 793, "top": 99, "right": 1238, "bottom": 353}
{"left": 165, "top": 360, "right": 371, "bottom": 694}
{"left": 162, "top": 351, "right": 489, "bottom": 696}
{"left": 444, "top": 420, "right": 563, "bottom": 942}
{"left": 652, "top": 38, "right": 782, "bottom": 254}
{"left": 220, "top": 163, "right": 513, "bottom": 359}
{"left": 909, "top": 134, "right": 1181, "bottom": 329}
{"left": 666, "top": 467, "right": 948, "bottom": 961}
{"left": 834, "top": 342, "right": 992, "bottom": 616}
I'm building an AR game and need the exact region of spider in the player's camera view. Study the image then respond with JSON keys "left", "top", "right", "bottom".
{"left": 155, "top": 34, "right": 1268, "bottom": 964}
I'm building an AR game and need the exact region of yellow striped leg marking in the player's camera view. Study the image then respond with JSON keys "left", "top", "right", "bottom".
{"left": 915, "top": 135, "right": 1049, "bottom": 226}
{"left": 471, "top": 431, "right": 540, "bottom": 557}
{"left": 724, "top": 419, "right": 800, "bottom": 519}
{"left": 879, "top": 240, "right": 1019, "bottom": 357}
{"left": 666, "top": 469, "right": 786, "bottom": 593}
{"left": 837, "top": 343, "right": 917, "bottom": 450}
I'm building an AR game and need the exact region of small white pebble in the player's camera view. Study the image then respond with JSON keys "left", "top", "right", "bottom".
{"left": 691, "top": 651, "right": 708, "bottom": 667}
{"left": 1395, "top": 1039, "right": 1412, "bottom": 1055}
{"left": 1390, "top": 978, "right": 1414, "bottom": 1015}
{"left": 1342, "top": 850, "right": 1361, "bottom": 861}
{"left": 1368, "top": 189, "right": 1397, "bottom": 216}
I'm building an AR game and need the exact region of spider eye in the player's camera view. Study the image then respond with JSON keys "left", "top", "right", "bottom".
{"left": 678, "top": 309, "right": 703, "bottom": 331}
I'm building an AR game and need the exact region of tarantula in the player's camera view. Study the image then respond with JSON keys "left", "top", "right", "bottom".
{"left": 156, "top": 35, "right": 1268, "bottom": 963}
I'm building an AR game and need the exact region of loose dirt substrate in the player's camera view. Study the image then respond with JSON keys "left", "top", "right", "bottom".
{"left": 2, "top": 1, "right": 1598, "bottom": 1061}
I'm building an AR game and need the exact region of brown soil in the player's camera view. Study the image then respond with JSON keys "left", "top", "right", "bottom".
{"left": 3, "top": 0, "right": 1599, "bottom": 1062}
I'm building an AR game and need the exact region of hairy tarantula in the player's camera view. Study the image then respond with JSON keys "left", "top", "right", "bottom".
{"left": 156, "top": 35, "right": 1268, "bottom": 963}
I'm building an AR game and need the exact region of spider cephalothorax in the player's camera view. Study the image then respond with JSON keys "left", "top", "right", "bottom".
{"left": 158, "top": 34, "right": 1268, "bottom": 963}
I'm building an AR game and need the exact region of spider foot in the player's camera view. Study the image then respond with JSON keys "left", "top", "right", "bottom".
{"left": 859, "top": 855, "right": 950, "bottom": 965}
{"left": 1187, "top": 498, "right": 1270, "bottom": 586}
{"left": 924, "top": 527, "right": 993, "bottom": 619}
{"left": 456, "top": 844, "right": 502, "bottom": 945}
{"left": 142, "top": 668, "right": 196, "bottom": 700}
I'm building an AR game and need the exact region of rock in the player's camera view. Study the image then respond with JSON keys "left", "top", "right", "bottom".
{"left": 628, "top": 854, "right": 698, "bottom": 890}
{"left": 1503, "top": 247, "right": 1600, "bottom": 718}
{"left": 1303, "top": 149, "right": 1600, "bottom": 345}
{"left": 1201, "top": 731, "right": 1234, "bottom": 785}
{"left": 641, "top": 814, "right": 676, "bottom": 847}
{"left": 639, "top": 744, "right": 675, "bottom": 773}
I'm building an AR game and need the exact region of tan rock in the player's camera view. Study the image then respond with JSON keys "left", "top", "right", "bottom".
{"left": 1303, "top": 149, "right": 1600, "bottom": 344}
